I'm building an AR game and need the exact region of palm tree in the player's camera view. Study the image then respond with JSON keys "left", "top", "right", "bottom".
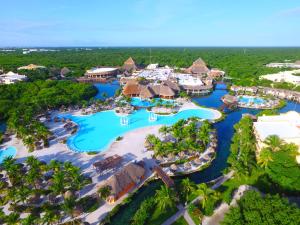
{"left": 155, "top": 185, "right": 177, "bottom": 211}
{"left": 98, "top": 185, "right": 111, "bottom": 200}
{"left": 5, "top": 212, "right": 20, "bottom": 225}
{"left": 21, "top": 214, "right": 38, "bottom": 225}
{"left": 257, "top": 148, "right": 273, "bottom": 168}
{"left": 159, "top": 125, "right": 169, "bottom": 138}
{"left": 23, "top": 135, "right": 35, "bottom": 152}
{"left": 62, "top": 197, "right": 76, "bottom": 221}
{"left": 180, "top": 178, "right": 196, "bottom": 201}
{"left": 264, "top": 135, "right": 284, "bottom": 152}
{"left": 197, "top": 183, "right": 218, "bottom": 209}
{"left": 42, "top": 209, "right": 60, "bottom": 225}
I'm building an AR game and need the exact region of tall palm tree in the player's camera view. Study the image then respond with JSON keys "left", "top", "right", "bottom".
{"left": 197, "top": 183, "right": 218, "bottom": 209}
{"left": 42, "top": 209, "right": 60, "bottom": 225}
{"left": 257, "top": 148, "right": 273, "bottom": 168}
{"left": 159, "top": 125, "right": 169, "bottom": 138}
{"left": 98, "top": 185, "right": 111, "bottom": 200}
{"left": 264, "top": 135, "right": 284, "bottom": 152}
{"left": 5, "top": 212, "right": 20, "bottom": 225}
{"left": 155, "top": 185, "right": 177, "bottom": 211}
{"left": 180, "top": 178, "right": 196, "bottom": 201}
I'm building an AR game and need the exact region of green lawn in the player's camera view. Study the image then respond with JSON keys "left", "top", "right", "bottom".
{"left": 172, "top": 216, "right": 189, "bottom": 225}
{"left": 147, "top": 206, "right": 178, "bottom": 225}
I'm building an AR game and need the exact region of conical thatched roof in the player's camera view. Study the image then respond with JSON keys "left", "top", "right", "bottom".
{"left": 61, "top": 67, "right": 71, "bottom": 76}
{"left": 156, "top": 155, "right": 163, "bottom": 161}
{"left": 140, "top": 86, "right": 155, "bottom": 99}
{"left": 159, "top": 85, "right": 175, "bottom": 97}
{"left": 122, "top": 81, "right": 141, "bottom": 96}
{"left": 187, "top": 58, "right": 209, "bottom": 74}
{"left": 123, "top": 57, "right": 137, "bottom": 72}
{"left": 105, "top": 163, "right": 145, "bottom": 199}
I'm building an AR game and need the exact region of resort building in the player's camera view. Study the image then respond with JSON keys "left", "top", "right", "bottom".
{"left": 185, "top": 58, "right": 209, "bottom": 75}
{"left": 260, "top": 70, "right": 300, "bottom": 85}
{"left": 230, "top": 85, "right": 300, "bottom": 103}
{"left": 123, "top": 57, "right": 137, "bottom": 73}
{"left": 0, "top": 71, "right": 27, "bottom": 84}
{"left": 122, "top": 80, "right": 179, "bottom": 99}
{"left": 103, "top": 162, "right": 145, "bottom": 204}
{"left": 253, "top": 111, "right": 300, "bottom": 163}
{"left": 17, "top": 64, "right": 46, "bottom": 70}
{"left": 208, "top": 68, "right": 225, "bottom": 79}
{"left": 78, "top": 67, "right": 119, "bottom": 82}
{"left": 146, "top": 63, "right": 159, "bottom": 70}
{"left": 60, "top": 67, "right": 71, "bottom": 77}
{"left": 266, "top": 60, "right": 300, "bottom": 69}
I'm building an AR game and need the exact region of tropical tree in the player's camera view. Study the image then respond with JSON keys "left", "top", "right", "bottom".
{"left": 197, "top": 183, "right": 219, "bottom": 209}
{"left": 155, "top": 185, "right": 177, "bottom": 211}
{"left": 98, "top": 186, "right": 111, "bottom": 200}
{"left": 264, "top": 135, "right": 284, "bottom": 152}
{"left": 257, "top": 148, "right": 273, "bottom": 168}
{"left": 5, "top": 212, "right": 20, "bottom": 225}
{"left": 159, "top": 125, "right": 169, "bottom": 138}
{"left": 180, "top": 178, "right": 196, "bottom": 201}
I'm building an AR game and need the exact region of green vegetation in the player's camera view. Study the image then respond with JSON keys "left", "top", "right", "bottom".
{"left": 226, "top": 116, "right": 257, "bottom": 176}
{"left": 0, "top": 156, "right": 98, "bottom": 224}
{"left": 0, "top": 80, "right": 97, "bottom": 151}
{"left": 171, "top": 216, "right": 188, "bottom": 225}
{"left": 221, "top": 191, "right": 300, "bottom": 225}
{"left": 146, "top": 119, "right": 212, "bottom": 156}
{"left": 187, "top": 204, "right": 202, "bottom": 225}
{"left": 259, "top": 135, "right": 300, "bottom": 192}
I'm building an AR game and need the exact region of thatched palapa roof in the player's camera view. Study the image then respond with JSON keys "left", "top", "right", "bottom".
{"left": 140, "top": 85, "right": 155, "bottom": 99}
{"left": 122, "top": 81, "right": 141, "bottom": 96}
{"left": 123, "top": 57, "right": 137, "bottom": 72}
{"left": 104, "top": 162, "right": 145, "bottom": 199}
{"left": 186, "top": 58, "right": 209, "bottom": 74}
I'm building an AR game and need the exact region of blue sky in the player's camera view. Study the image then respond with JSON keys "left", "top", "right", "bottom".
{"left": 1, "top": 0, "right": 300, "bottom": 47}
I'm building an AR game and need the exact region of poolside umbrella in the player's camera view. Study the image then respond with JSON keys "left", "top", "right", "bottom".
{"left": 170, "top": 164, "right": 178, "bottom": 171}
{"left": 203, "top": 154, "right": 211, "bottom": 161}
{"left": 178, "top": 151, "right": 185, "bottom": 158}
{"left": 167, "top": 153, "right": 175, "bottom": 161}
{"left": 156, "top": 155, "right": 163, "bottom": 161}
{"left": 207, "top": 147, "right": 215, "bottom": 153}
{"left": 64, "top": 190, "right": 73, "bottom": 200}
{"left": 194, "top": 158, "right": 202, "bottom": 165}
{"left": 184, "top": 162, "right": 191, "bottom": 170}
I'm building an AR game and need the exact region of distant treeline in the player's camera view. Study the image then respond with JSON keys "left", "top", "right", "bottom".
{"left": 1, "top": 47, "right": 300, "bottom": 77}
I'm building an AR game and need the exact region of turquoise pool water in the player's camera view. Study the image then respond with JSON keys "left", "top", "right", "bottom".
{"left": 238, "top": 96, "right": 265, "bottom": 105}
{"left": 131, "top": 97, "right": 175, "bottom": 107}
{"left": 63, "top": 108, "right": 219, "bottom": 152}
{"left": 0, "top": 146, "right": 17, "bottom": 164}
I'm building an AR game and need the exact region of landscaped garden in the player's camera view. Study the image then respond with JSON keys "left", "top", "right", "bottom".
{"left": 0, "top": 156, "right": 101, "bottom": 224}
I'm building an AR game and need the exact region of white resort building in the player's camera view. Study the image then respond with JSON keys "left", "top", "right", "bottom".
{"left": 266, "top": 60, "right": 300, "bottom": 69}
{"left": 0, "top": 71, "right": 27, "bottom": 84}
{"left": 260, "top": 70, "right": 300, "bottom": 85}
{"left": 253, "top": 111, "right": 300, "bottom": 163}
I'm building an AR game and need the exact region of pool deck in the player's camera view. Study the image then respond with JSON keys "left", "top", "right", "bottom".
{"left": 1, "top": 101, "right": 222, "bottom": 224}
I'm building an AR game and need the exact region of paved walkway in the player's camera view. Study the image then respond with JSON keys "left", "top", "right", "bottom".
{"left": 161, "top": 171, "right": 235, "bottom": 225}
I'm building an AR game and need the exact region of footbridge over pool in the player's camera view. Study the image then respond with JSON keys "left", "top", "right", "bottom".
{"left": 153, "top": 165, "right": 175, "bottom": 187}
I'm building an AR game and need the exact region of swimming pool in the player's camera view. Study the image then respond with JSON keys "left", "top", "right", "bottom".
{"left": 131, "top": 97, "right": 175, "bottom": 107}
{"left": 238, "top": 96, "right": 266, "bottom": 105}
{"left": 0, "top": 146, "right": 17, "bottom": 164}
{"left": 63, "top": 108, "right": 220, "bottom": 152}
